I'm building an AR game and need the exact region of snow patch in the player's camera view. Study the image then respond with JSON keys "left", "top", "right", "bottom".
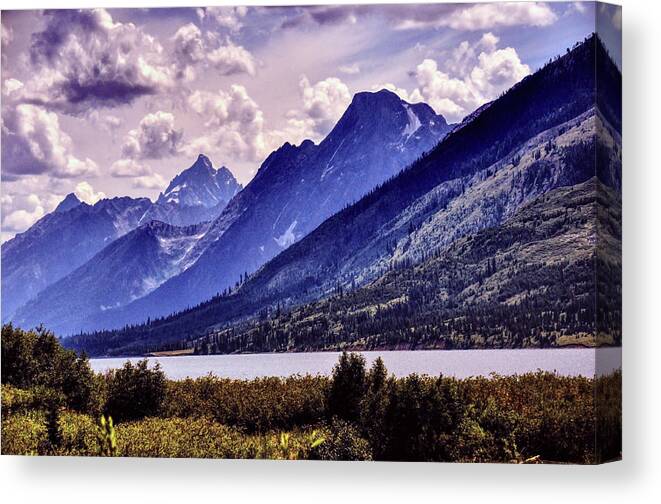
{"left": 402, "top": 104, "right": 421, "bottom": 141}
{"left": 274, "top": 220, "right": 298, "bottom": 248}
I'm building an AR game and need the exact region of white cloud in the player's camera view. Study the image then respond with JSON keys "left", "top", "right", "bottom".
{"left": 339, "top": 63, "right": 361, "bottom": 75}
{"left": 198, "top": 6, "right": 248, "bottom": 32}
{"left": 409, "top": 35, "right": 530, "bottom": 122}
{"left": 132, "top": 173, "right": 166, "bottom": 190}
{"left": 186, "top": 85, "right": 268, "bottom": 162}
{"left": 571, "top": 2, "right": 588, "bottom": 15}
{"left": 2, "top": 205, "right": 45, "bottom": 234}
{"left": 207, "top": 43, "right": 257, "bottom": 76}
{"left": 285, "top": 4, "right": 558, "bottom": 32}
{"left": 2, "top": 78, "right": 24, "bottom": 97}
{"left": 295, "top": 75, "right": 351, "bottom": 137}
{"left": 121, "top": 111, "right": 183, "bottom": 160}
{"left": 1, "top": 103, "right": 98, "bottom": 179}
{"left": 172, "top": 23, "right": 205, "bottom": 81}
{"left": 396, "top": 2, "right": 557, "bottom": 31}
{"left": 370, "top": 83, "right": 422, "bottom": 104}
{"left": 74, "top": 181, "right": 105, "bottom": 205}
{"left": 109, "top": 159, "right": 151, "bottom": 178}
{"left": 0, "top": 187, "right": 68, "bottom": 236}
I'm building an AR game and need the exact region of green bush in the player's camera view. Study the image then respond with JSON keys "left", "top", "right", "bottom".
{"left": 1, "top": 324, "right": 99, "bottom": 414}
{"left": 1, "top": 410, "right": 47, "bottom": 455}
{"left": 314, "top": 419, "right": 372, "bottom": 461}
{"left": 104, "top": 360, "right": 167, "bottom": 423}
{"left": 164, "top": 374, "right": 327, "bottom": 433}
{"left": 328, "top": 352, "right": 366, "bottom": 422}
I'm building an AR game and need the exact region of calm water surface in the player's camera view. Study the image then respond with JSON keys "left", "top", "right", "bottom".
{"left": 90, "top": 348, "right": 621, "bottom": 380}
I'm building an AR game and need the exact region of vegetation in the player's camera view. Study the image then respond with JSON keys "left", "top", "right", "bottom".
{"left": 184, "top": 180, "right": 620, "bottom": 354}
{"left": 2, "top": 325, "right": 620, "bottom": 462}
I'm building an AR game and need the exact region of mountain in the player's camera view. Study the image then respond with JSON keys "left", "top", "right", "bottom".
{"left": 78, "top": 90, "right": 452, "bottom": 334}
{"left": 12, "top": 220, "right": 209, "bottom": 334}
{"left": 2, "top": 156, "right": 240, "bottom": 324}
{"left": 63, "top": 34, "right": 621, "bottom": 356}
{"left": 139, "top": 154, "right": 242, "bottom": 226}
{"left": 189, "top": 178, "right": 621, "bottom": 353}
{"left": 65, "top": 35, "right": 621, "bottom": 355}
{"left": 1, "top": 196, "right": 152, "bottom": 321}
{"left": 54, "top": 193, "right": 82, "bottom": 213}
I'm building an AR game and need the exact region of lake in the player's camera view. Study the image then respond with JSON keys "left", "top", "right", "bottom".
{"left": 90, "top": 347, "right": 622, "bottom": 380}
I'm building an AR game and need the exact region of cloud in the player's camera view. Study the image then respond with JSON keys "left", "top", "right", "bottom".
{"left": 1, "top": 103, "right": 98, "bottom": 179}
{"left": 109, "top": 159, "right": 151, "bottom": 178}
{"left": 197, "top": 6, "right": 248, "bottom": 32}
{"left": 295, "top": 75, "right": 351, "bottom": 136}
{"left": 339, "top": 63, "right": 361, "bottom": 75}
{"left": 21, "top": 9, "right": 175, "bottom": 114}
{"left": 2, "top": 204, "right": 45, "bottom": 234}
{"left": 73, "top": 181, "right": 105, "bottom": 204}
{"left": 171, "top": 21, "right": 257, "bottom": 79}
{"left": 172, "top": 23, "right": 205, "bottom": 81}
{"left": 1, "top": 187, "right": 66, "bottom": 236}
{"left": 185, "top": 85, "right": 268, "bottom": 162}
{"left": 110, "top": 112, "right": 180, "bottom": 186}
{"left": 1, "top": 22, "right": 13, "bottom": 67}
{"left": 409, "top": 35, "right": 530, "bottom": 122}
{"left": 2, "top": 78, "right": 23, "bottom": 97}
{"left": 132, "top": 173, "right": 166, "bottom": 190}
{"left": 207, "top": 43, "right": 257, "bottom": 76}
{"left": 261, "top": 76, "right": 352, "bottom": 148}
{"left": 282, "top": 3, "right": 557, "bottom": 31}
{"left": 570, "top": 2, "right": 588, "bottom": 15}
{"left": 405, "top": 2, "right": 558, "bottom": 31}
{"left": 120, "top": 111, "right": 183, "bottom": 160}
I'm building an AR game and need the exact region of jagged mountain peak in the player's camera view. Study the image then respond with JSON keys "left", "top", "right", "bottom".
{"left": 55, "top": 193, "right": 82, "bottom": 213}
{"left": 327, "top": 89, "right": 449, "bottom": 148}
{"left": 156, "top": 155, "right": 241, "bottom": 210}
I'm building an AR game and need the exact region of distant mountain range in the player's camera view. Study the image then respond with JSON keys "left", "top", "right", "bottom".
{"left": 2, "top": 155, "right": 240, "bottom": 323}
{"left": 62, "top": 34, "right": 622, "bottom": 356}
{"left": 5, "top": 90, "right": 451, "bottom": 335}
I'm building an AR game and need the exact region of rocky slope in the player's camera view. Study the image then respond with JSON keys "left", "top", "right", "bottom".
{"left": 1, "top": 196, "right": 152, "bottom": 321}
{"left": 189, "top": 178, "right": 621, "bottom": 353}
{"left": 12, "top": 220, "right": 209, "bottom": 334}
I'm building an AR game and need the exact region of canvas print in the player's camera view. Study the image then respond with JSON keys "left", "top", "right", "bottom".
{"left": 1, "top": 2, "right": 621, "bottom": 463}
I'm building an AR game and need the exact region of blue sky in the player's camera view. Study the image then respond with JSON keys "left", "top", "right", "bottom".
{"left": 0, "top": 2, "right": 620, "bottom": 241}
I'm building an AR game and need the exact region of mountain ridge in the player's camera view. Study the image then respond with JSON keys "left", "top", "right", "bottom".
{"left": 78, "top": 89, "right": 453, "bottom": 334}
{"left": 63, "top": 34, "right": 622, "bottom": 356}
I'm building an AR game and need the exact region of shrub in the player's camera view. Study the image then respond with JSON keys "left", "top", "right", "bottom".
{"left": 1, "top": 411, "right": 47, "bottom": 455}
{"left": 1, "top": 324, "right": 99, "bottom": 414}
{"left": 104, "top": 360, "right": 167, "bottom": 422}
{"left": 314, "top": 419, "right": 372, "bottom": 461}
{"left": 164, "top": 374, "right": 328, "bottom": 433}
{"left": 327, "top": 352, "right": 366, "bottom": 422}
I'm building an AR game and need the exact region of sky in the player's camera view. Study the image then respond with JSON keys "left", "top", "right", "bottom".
{"left": 0, "top": 2, "right": 621, "bottom": 242}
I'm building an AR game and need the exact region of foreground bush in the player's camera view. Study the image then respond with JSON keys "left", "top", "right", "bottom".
{"left": 104, "top": 360, "right": 167, "bottom": 423}
{"left": 1, "top": 325, "right": 100, "bottom": 414}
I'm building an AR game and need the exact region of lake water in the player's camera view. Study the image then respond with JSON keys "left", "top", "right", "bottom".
{"left": 90, "top": 348, "right": 622, "bottom": 380}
